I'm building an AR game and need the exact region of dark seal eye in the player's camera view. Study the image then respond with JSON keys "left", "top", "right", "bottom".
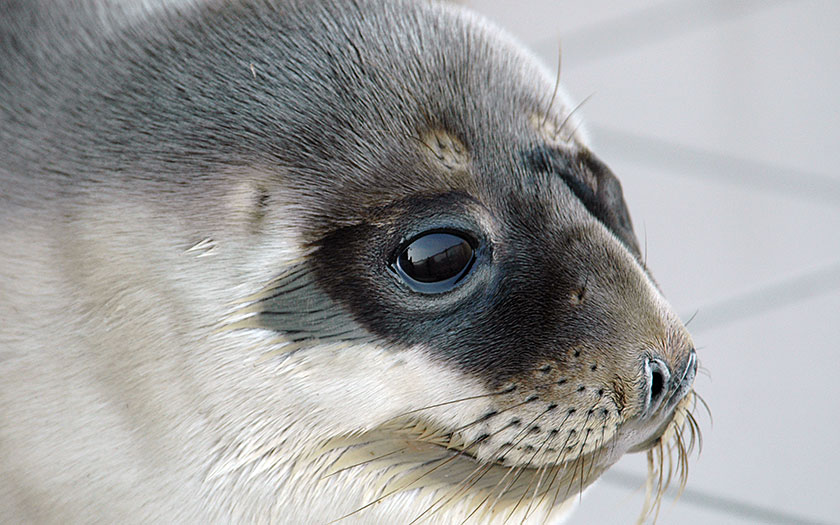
{"left": 393, "top": 232, "right": 476, "bottom": 293}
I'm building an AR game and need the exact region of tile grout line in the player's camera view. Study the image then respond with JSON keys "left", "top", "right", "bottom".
{"left": 590, "top": 125, "right": 840, "bottom": 206}
{"left": 602, "top": 468, "right": 832, "bottom": 525}
{"left": 683, "top": 260, "right": 840, "bottom": 333}
{"left": 534, "top": 0, "right": 793, "bottom": 65}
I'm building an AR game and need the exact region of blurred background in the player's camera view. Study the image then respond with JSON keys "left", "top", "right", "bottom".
{"left": 462, "top": 1, "right": 840, "bottom": 524}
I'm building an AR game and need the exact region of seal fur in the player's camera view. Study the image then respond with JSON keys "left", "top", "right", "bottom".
{"left": 0, "top": 1, "right": 701, "bottom": 523}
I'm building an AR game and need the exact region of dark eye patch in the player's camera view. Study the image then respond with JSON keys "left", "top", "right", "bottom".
{"left": 246, "top": 264, "right": 373, "bottom": 348}
{"left": 522, "top": 145, "right": 641, "bottom": 258}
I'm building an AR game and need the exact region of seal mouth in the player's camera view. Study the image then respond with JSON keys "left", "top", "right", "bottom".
{"left": 316, "top": 390, "right": 704, "bottom": 523}
{"left": 317, "top": 418, "right": 611, "bottom": 522}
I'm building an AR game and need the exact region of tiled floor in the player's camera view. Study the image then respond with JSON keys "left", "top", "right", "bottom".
{"left": 464, "top": 1, "right": 840, "bottom": 524}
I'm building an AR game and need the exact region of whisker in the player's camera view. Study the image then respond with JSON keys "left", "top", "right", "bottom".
{"left": 655, "top": 440, "right": 667, "bottom": 523}
{"left": 693, "top": 391, "right": 713, "bottom": 426}
{"left": 559, "top": 439, "right": 583, "bottom": 509}
{"left": 657, "top": 440, "right": 666, "bottom": 516}
{"left": 541, "top": 42, "right": 563, "bottom": 128}
{"left": 407, "top": 424, "right": 553, "bottom": 524}
{"left": 451, "top": 395, "right": 537, "bottom": 434}
{"left": 481, "top": 411, "right": 556, "bottom": 517}
{"left": 545, "top": 445, "right": 581, "bottom": 525}
{"left": 488, "top": 463, "right": 527, "bottom": 520}
{"left": 675, "top": 424, "right": 689, "bottom": 495}
{"left": 327, "top": 434, "right": 489, "bottom": 523}
{"left": 577, "top": 429, "right": 593, "bottom": 500}
{"left": 686, "top": 410, "right": 703, "bottom": 454}
{"left": 383, "top": 386, "right": 514, "bottom": 424}
{"left": 683, "top": 309, "right": 700, "bottom": 327}
{"left": 459, "top": 459, "right": 529, "bottom": 525}
{"left": 665, "top": 436, "right": 676, "bottom": 494}
{"left": 555, "top": 93, "right": 595, "bottom": 140}
{"left": 569, "top": 409, "right": 594, "bottom": 502}
{"left": 520, "top": 460, "right": 554, "bottom": 523}
{"left": 320, "top": 448, "right": 404, "bottom": 479}
{"left": 457, "top": 409, "right": 555, "bottom": 524}
{"left": 500, "top": 422, "right": 561, "bottom": 522}
{"left": 585, "top": 425, "right": 607, "bottom": 486}
{"left": 637, "top": 449, "right": 654, "bottom": 525}
{"left": 518, "top": 431, "right": 564, "bottom": 521}
{"left": 414, "top": 460, "right": 497, "bottom": 525}
{"left": 372, "top": 396, "right": 558, "bottom": 523}
{"left": 458, "top": 467, "right": 498, "bottom": 525}
{"left": 535, "top": 414, "right": 580, "bottom": 525}
{"left": 565, "top": 120, "right": 586, "bottom": 141}
{"left": 566, "top": 451, "right": 583, "bottom": 506}
{"left": 647, "top": 385, "right": 704, "bottom": 516}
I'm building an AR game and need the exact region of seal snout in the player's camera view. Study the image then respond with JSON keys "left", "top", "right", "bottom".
{"left": 642, "top": 349, "right": 697, "bottom": 418}
{"left": 670, "top": 349, "right": 698, "bottom": 405}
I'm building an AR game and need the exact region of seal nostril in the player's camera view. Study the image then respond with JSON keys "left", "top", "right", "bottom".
{"left": 680, "top": 350, "right": 698, "bottom": 388}
{"left": 644, "top": 357, "right": 671, "bottom": 415}
{"left": 651, "top": 368, "right": 665, "bottom": 402}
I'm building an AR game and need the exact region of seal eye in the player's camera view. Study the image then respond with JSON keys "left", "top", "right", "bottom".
{"left": 393, "top": 232, "right": 476, "bottom": 293}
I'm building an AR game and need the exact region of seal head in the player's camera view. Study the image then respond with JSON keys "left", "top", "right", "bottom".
{"left": 0, "top": 0, "right": 700, "bottom": 523}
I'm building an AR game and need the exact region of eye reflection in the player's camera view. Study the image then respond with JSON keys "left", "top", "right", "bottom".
{"left": 394, "top": 232, "right": 476, "bottom": 293}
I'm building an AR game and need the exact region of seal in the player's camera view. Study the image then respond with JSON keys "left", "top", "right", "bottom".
{"left": 0, "top": 1, "right": 702, "bottom": 523}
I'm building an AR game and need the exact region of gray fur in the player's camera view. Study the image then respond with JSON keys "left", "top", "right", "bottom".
{"left": 0, "top": 1, "right": 697, "bottom": 523}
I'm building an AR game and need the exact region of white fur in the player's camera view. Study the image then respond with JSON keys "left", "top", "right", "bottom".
{"left": 0, "top": 185, "right": 582, "bottom": 523}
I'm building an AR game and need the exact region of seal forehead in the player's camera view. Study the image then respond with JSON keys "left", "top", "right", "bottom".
{"left": 419, "top": 128, "right": 470, "bottom": 171}
{"left": 528, "top": 112, "right": 582, "bottom": 146}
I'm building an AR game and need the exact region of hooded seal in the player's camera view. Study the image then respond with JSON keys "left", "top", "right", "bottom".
{"left": 0, "top": 0, "right": 700, "bottom": 523}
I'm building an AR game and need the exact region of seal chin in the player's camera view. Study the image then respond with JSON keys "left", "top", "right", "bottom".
{"left": 318, "top": 381, "right": 701, "bottom": 523}
{"left": 318, "top": 417, "right": 614, "bottom": 522}
{"left": 629, "top": 390, "right": 705, "bottom": 523}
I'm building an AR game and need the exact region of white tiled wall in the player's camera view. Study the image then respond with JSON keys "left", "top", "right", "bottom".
{"left": 465, "top": 1, "right": 840, "bottom": 523}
